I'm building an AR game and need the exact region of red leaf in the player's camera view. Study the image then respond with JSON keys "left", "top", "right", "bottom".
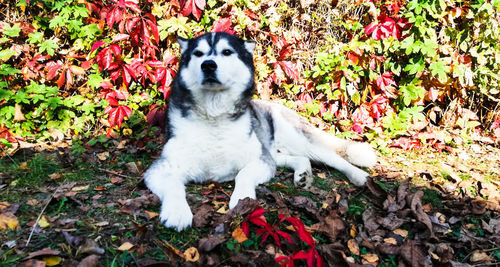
{"left": 298, "top": 93, "right": 313, "bottom": 104}
{"left": 284, "top": 217, "right": 315, "bottom": 247}
{"left": 91, "top": 41, "right": 107, "bottom": 53}
{"left": 112, "top": 33, "right": 129, "bottom": 42}
{"left": 278, "top": 61, "right": 300, "bottom": 81}
{"left": 181, "top": 0, "right": 205, "bottom": 20}
{"left": 105, "top": 105, "right": 132, "bottom": 129}
{"left": 46, "top": 61, "right": 64, "bottom": 80}
{"left": 211, "top": 17, "right": 235, "bottom": 35}
{"left": 57, "top": 70, "right": 65, "bottom": 88}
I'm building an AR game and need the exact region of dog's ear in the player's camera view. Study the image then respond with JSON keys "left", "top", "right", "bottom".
{"left": 244, "top": 40, "right": 256, "bottom": 54}
{"left": 178, "top": 37, "right": 189, "bottom": 54}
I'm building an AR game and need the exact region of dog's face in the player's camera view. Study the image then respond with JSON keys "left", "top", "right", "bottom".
{"left": 177, "top": 32, "right": 256, "bottom": 94}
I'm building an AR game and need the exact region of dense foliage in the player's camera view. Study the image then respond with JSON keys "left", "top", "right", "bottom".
{"left": 0, "top": 0, "right": 499, "bottom": 151}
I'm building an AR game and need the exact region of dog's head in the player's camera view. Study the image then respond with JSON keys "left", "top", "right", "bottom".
{"left": 177, "top": 32, "right": 256, "bottom": 93}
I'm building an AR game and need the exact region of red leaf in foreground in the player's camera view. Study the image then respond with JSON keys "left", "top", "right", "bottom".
{"left": 91, "top": 41, "right": 107, "bottom": 53}
{"left": 284, "top": 217, "right": 315, "bottom": 247}
{"left": 105, "top": 105, "right": 132, "bottom": 129}
{"left": 278, "top": 61, "right": 300, "bottom": 81}
{"left": 181, "top": 0, "right": 205, "bottom": 20}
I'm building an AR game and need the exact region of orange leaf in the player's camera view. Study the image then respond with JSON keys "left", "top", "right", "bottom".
{"left": 232, "top": 227, "right": 248, "bottom": 243}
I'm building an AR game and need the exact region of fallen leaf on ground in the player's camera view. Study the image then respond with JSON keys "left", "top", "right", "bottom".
{"left": 26, "top": 248, "right": 60, "bottom": 259}
{"left": 0, "top": 212, "right": 19, "bottom": 231}
{"left": 232, "top": 227, "right": 248, "bottom": 243}
{"left": 361, "top": 253, "right": 379, "bottom": 265}
{"left": 77, "top": 254, "right": 99, "bottom": 267}
{"left": 72, "top": 185, "right": 89, "bottom": 192}
{"left": 117, "top": 242, "right": 134, "bottom": 251}
{"left": 43, "top": 256, "right": 62, "bottom": 266}
{"left": 38, "top": 215, "right": 50, "bottom": 228}
{"left": 183, "top": 247, "right": 199, "bottom": 262}
{"left": 144, "top": 211, "right": 159, "bottom": 219}
{"left": 49, "top": 173, "right": 62, "bottom": 180}
{"left": 347, "top": 239, "right": 360, "bottom": 255}
{"left": 469, "top": 250, "right": 491, "bottom": 264}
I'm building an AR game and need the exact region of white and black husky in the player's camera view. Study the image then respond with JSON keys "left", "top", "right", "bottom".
{"left": 144, "top": 32, "right": 377, "bottom": 231}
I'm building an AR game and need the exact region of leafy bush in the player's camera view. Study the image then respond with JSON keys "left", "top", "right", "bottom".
{"left": 0, "top": 0, "right": 499, "bottom": 151}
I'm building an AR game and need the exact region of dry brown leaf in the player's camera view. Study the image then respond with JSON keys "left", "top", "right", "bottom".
{"left": 469, "top": 250, "right": 491, "bottom": 264}
{"left": 117, "top": 242, "right": 134, "bottom": 251}
{"left": 72, "top": 185, "right": 89, "bottom": 192}
{"left": 393, "top": 228, "right": 408, "bottom": 238}
{"left": 77, "top": 254, "right": 99, "bottom": 267}
{"left": 384, "top": 237, "right": 397, "bottom": 245}
{"left": 49, "top": 173, "right": 62, "bottom": 180}
{"left": 361, "top": 254, "right": 379, "bottom": 265}
{"left": 97, "top": 152, "right": 109, "bottom": 161}
{"left": 347, "top": 239, "right": 360, "bottom": 255}
{"left": 110, "top": 177, "right": 123, "bottom": 184}
{"left": 317, "top": 172, "right": 326, "bottom": 179}
{"left": 183, "top": 247, "right": 199, "bottom": 262}
{"left": 232, "top": 227, "right": 248, "bottom": 243}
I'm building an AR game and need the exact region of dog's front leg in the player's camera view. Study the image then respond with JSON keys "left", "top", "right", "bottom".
{"left": 229, "top": 159, "right": 275, "bottom": 209}
{"left": 144, "top": 159, "right": 193, "bottom": 231}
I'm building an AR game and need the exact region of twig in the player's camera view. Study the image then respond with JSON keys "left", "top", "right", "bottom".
{"left": 25, "top": 185, "right": 62, "bottom": 247}
{"left": 97, "top": 168, "right": 136, "bottom": 179}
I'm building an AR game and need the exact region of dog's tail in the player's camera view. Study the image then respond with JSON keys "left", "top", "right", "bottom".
{"left": 308, "top": 127, "right": 377, "bottom": 168}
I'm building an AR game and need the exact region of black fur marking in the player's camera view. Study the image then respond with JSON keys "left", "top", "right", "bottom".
{"left": 264, "top": 111, "right": 275, "bottom": 141}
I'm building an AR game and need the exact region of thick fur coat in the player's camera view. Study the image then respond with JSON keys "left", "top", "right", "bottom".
{"left": 144, "top": 32, "right": 376, "bottom": 231}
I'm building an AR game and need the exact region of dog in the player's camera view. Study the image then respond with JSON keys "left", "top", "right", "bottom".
{"left": 144, "top": 32, "right": 377, "bottom": 231}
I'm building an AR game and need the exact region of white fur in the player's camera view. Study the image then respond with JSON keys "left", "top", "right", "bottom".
{"left": 145, "top": 33, "right": 377, "bottom": 231}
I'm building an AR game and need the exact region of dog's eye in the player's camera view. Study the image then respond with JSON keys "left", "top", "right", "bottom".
{"left": 193, "top": 50, "right": 204, "bottom": 57}
{"left": 222, "top": 49, "right": 233, "bottom": 56}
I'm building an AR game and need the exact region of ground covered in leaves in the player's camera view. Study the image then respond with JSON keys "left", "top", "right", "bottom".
{"left": 0, "top": 137, "right": 499, "bottom": 267}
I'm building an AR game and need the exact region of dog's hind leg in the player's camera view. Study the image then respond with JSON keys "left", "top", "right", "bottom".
{"left": 229, "top": 159, "right": 275, "bottom": 209}
{"left": 274, "top": 153, "right": 313, "bottom": 189}
{"left": 144, "top": 158, "right": 193, "bottom": 231}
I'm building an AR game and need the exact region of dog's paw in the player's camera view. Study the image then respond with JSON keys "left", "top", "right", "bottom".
{"left": 294, "top": 171, "right": 313, "bottom": 189}
{"left": 160, "top": 201, "right": 193, "bottom": 231}
{"left": 229, "top": 188, "right": 256, "bottom": 209}
{"left": 346, "top": 168, "right": 369, "bottom": 186}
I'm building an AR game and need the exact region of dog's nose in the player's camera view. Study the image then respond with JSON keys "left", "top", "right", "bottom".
{"left": 201, "top": 60, "right": 217, "bottom": 73}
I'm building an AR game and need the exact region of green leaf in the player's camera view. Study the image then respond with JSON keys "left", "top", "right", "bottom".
{"left": 87, "top": 73, "right": 104, "bottom": 89}
{"left": 404, "top": 57, "right": 425, "bottom": 75}
{"left": 429, "top": 61, "right": 450, "bottom": 82}
{"left": 13, "top": 90, "right": 30, "bottom": 104}
{"left": 420, "top": 39, "right": 438, "bottom": 58}
{"left": 0, "top": 49, "right": 15, "bottom": 61}
{"left": 39, "top": 40, "right": 59, "bottom": 56}
{"left": 28, "top": 32, "right": 44, "bottom": 44}
{"left": 2, "top": 23, "right": 21, "bottom": 37}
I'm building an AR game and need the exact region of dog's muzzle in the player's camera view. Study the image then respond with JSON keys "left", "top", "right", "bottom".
{"left": 201, "top": 60, "right": 221, "bottom": 84}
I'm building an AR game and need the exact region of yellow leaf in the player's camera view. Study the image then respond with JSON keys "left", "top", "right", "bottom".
{"left": 0, "top": 212, "right": 19, "bottom": 231}
{"left": 43, "top": 256, "right": 62, "bottom": 266}
{"left": 38, "top": 215, "right": 50, "bottom": 229}
{"left": 183, "top": 247, "right": 199, "bottom": 262}
{"left": 232, "top": 227, "right": 248, "bottom": 243}
{"left": 117, "top": 242, "right": 134, "bottom": 251}
{"left": 216, "top": 206, "right": 229, "bottom": 214}
{"left": 19, "top": 162, "right": 28, "bottom": 169}
{"left": 349, "top": 225, "right": 357, "bottom": 238}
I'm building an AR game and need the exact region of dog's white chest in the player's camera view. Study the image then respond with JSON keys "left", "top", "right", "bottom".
{"left": 165, "top": 113, "right": 261, "bottom": 182}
